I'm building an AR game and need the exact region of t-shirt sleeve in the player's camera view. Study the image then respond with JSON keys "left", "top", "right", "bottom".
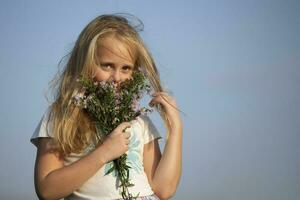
{"left": 140, "top": 115, "right": 162, "bottom": 144}
{"left": 30, "top": 106, "right": 54, "bottom": 148}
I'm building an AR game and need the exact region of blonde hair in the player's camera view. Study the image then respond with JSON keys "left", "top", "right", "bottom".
{"left": 46, "top": 13, "right": 172, "bottom": 158}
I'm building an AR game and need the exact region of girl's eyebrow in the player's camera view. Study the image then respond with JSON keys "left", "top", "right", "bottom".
{"left": 100, "top": 61, "right": 134, "bottom": 68}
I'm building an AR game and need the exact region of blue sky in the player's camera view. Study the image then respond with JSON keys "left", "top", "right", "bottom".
{"left": 0, "top": 0, "right": 299, "bottom": 199}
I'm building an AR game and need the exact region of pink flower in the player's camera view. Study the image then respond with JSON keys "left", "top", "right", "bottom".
{"left": 138, "top": 66, "right": 147, "bottom": 76}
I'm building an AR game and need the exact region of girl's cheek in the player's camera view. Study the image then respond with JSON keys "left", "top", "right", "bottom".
{"left": 95, "top": 70, "right": 111, "bottom": 81}
{"left": 126, "top": 73, "right": 133, "bottom": 80}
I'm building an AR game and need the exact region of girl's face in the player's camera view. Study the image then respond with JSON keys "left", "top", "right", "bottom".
{"left": 94, "top": 36, "right": 135, "bottom": 84}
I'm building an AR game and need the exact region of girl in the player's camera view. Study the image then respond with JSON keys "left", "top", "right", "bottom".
{"left": 30, "top": 14, "right": 182, "bottom": 200}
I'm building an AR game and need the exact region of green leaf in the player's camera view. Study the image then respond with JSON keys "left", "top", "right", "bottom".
{"left": 104, "top": 165, "right": 115, "bottom": 175}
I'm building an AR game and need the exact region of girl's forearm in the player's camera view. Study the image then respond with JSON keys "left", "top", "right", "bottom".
{"left": 37, "top": 146, "right": 107, "bottom": 200}
{"left": 152, "top": 125, "right": 182, "bottom": 198}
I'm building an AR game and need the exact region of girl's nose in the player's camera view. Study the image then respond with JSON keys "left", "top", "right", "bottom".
{"left": 111, "top": 70, "right": 121, "bottom": 83}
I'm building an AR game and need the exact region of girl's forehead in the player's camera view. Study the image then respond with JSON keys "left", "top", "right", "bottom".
{"left": 97, "top": 36, "right": 135, "bottom": 64}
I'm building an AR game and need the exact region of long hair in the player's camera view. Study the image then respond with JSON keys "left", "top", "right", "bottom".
{"left": 46, "top": 13, "right": 171, "bottom": 158}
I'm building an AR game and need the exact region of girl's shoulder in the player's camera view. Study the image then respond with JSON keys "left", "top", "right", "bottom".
{"left": 30, "top": 104, "right": 54, "bottom": 147}
{"left": 135, "top": 114, "right": 162, "bottom": 143}
{"left": 135, "top": 114, "right": 152, "bottom": 129}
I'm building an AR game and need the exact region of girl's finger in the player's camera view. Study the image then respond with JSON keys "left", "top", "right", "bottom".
{"left": 151, "top": 93, "right": 173, "bottom": 101}
{"left": 149, "top": 98, "right": 159, "bottom": 106}
{"left": 152, "top": 91, "right": 172, "bottom": 96}
{"left": 116, "top": 122, "right": 131, "bottom": 133}
{"left": 149, "top": 93, "right": 177, "bottom": 110}
{"left": 149, "top": 101, "right": 155, "bottom": 107}
{"left": 150, "top": 94, "right": 171, "bottom": 104}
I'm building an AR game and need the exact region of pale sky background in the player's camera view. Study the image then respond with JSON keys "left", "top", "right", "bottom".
{"left": 0, "top": 0, "right": 299, "bottom": 199}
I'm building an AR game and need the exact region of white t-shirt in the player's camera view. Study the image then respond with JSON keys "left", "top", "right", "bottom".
{"left": 30, "top": 106, "right": 162, "bottom": 200}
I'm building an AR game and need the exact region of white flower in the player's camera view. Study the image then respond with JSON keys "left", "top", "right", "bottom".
{"left": 73, "top": 90, "right": 87, "bottom": 108}
{"left": 131, "top": 99, "right": 140, "bottom": 112}
{"left": 112, "top": 117, "right": 120, "bottom": 124}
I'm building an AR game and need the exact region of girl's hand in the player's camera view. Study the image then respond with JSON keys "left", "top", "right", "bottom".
{"left": 149, "top": 92, "right": 182, "bottom": 130}
{"left": 99, "top": 122, "right": 132, "bottom": 163}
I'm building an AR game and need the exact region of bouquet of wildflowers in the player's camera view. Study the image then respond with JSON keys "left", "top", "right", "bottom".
{"left": 73, "top": 70, "right": 152, "bottom": 200}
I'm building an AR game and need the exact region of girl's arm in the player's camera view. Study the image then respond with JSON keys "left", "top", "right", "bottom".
{"left": 34, "top": 122, "right": 131, "bottom": 200}
{"left": 144, "top": 92, "right": 183, "bottom": 199}
{"left": 35, "top": 138, "right": 107, "bottom": 200}
{"left": 144, "top": 125, "right": 182, "bottom": 200}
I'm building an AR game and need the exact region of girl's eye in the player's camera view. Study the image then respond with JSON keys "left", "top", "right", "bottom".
{"left": 101, "top": 64, "right": 112, "bottom": 70}
{"left": 122, "top": 66, "right": 133, "bottom": 72}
